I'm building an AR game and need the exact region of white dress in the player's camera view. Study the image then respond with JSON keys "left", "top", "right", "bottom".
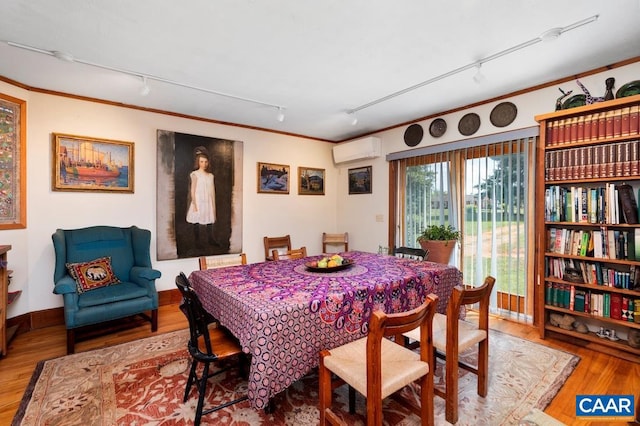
{"left": 186, "top": 169, "right": 216, "bottom": 224}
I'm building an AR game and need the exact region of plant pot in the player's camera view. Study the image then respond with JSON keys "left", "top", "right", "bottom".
{"left": 418, "top": 240, "right": 456, "bottom": 264}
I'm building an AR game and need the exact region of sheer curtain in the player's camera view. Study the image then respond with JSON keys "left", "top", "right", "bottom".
{"left": 389, "top": 129, "right": 537, "bottom": 322}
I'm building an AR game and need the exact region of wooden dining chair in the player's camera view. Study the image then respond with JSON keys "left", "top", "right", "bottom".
{"left": 403, "top": 275, "right": 496, "bottom": 424}
{"left": 199, "top": 253, "right": 247, "bottom": 270}
{"left": 393, "top": 246, "right": 428, "bottom": 261}
{"left": 271, "top": 246, "right": 307, "bottom": 260}
{"left": 263, "top": 235, "right": 292, "bottom": 260}
{"left": 319, "top": 294, "right": 439, "bottom": 426}
{"left": 175, "top": 272, "right": 248, "bottom": 426}
{"left": 322, "top": 232, "right": 349, "bottom": 253}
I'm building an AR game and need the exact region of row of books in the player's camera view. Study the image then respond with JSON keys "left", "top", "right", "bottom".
{"left": 546, "top": 257, "right": 640, "bottom": 289}
{"left": 545, "top": 140, "right": 640, "bottom": 181}
{"left": 546, "top": 282, "right": 637, "bottom": 321}
{"left": 545, "top": 104, "right": 640, "bottom": 146}
{"left": 545, "top": 184, "right": 638, "bottom": 224}
{"left": 547, "top": 227, "right": 640, "bottom": 261}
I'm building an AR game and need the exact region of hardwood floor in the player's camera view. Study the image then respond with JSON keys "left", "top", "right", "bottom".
{"left": 0, "top": 304, "right": 638, "bottom": 425}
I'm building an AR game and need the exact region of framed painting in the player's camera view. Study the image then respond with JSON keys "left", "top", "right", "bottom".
{"left": 156, "top": 130, "right": 244, "bottom": 260}
{"left": 52, "top": 133, "right": 134, "bottom": 192}
{"left": 0, "top": 93, "right": 26, "bottom": 229}
{"left": 298, "top": 167, "right": 325, "bottom": 195}
{"left": 348, "top": 166, "right": 372, "bottom": 194}
{"left": 257, "top": 162, "right": 290, "bottom": 194}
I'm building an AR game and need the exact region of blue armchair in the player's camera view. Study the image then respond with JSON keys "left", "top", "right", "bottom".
{"left": 52, "top": 225, "right": 161, "bottom": 353}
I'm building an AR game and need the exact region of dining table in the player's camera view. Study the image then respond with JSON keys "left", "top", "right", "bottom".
{"left": 188, "top": 250, "right": 463, "bottom": 410}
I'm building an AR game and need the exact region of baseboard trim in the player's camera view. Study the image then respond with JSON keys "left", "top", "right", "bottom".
{"left": 7, "top": 288, "right": 182, "bottom": 333}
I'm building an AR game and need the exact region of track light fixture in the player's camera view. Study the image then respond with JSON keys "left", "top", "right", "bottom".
{"left": 473, "top": 63, "right": 486, "bottom": 84}
{"left": 139, "top": 76, "right": 150, "bottom": 96}
{"left": 276, "top": 107, "right": 285, "bottom": 122}
{"left": 346, "top": 14, "right": 599, "bottom": 115}
{"left": 5, "top": 41, "right": 285, "bottom": 113}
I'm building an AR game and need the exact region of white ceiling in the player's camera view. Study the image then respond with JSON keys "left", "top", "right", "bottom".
{"left": 0, "top": 1, "right": 638, "bottom": 142}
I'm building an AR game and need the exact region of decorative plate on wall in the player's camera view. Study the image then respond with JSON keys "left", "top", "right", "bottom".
{"left": 458, "top": 113, "right": 480, "bottom": 136}
{"left": 403, "top": 123, "right": 424, "bottom": 147}
{"left": 490, "top": 102, "right": 517, "bottom": 127}
{"left": 429, "top": 118, "right": 447, "bottom": 138}
{"left": 616, "top": 80, "right": 640, "bottom": 98}
{"left": 561, "top": 94, "right": 586, "bottom": 109}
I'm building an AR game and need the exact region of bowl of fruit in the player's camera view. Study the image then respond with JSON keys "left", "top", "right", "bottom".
{"left": 305, "top": 254, "right": 353, "bottom": 272}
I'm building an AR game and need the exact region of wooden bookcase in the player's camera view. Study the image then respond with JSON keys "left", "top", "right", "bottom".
{"left": 535, "top": 95, "right": 640, "bottom": 359}
{"left": 0, "top": 245, "right": 12, "bottom": 357}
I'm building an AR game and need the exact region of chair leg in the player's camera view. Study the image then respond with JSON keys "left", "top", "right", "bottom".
{"left": 66, "top": 329, "right": 75, "bottom": 355}
{"left": 184, "top": 359, "right": 198, "bottom": 402}
{"left": 348, "top": 385, "right": 356, "bottom": 414}
{"left": 151, "top": 309, "right": 158, "bottom": 332}
{"left": 318, "top": 354, "right": 333, "bottom": 425}
{"left": 477, "top": 339, "right": 489, "bottom": 397}
{"left": 419, "top": 370, "right": 435, "bottom": 426}
{"left": 445, "top": 349, "right": 459, "bottom": 424}
{"left": 194, "top": 361, "right": 210, "bottom": 426}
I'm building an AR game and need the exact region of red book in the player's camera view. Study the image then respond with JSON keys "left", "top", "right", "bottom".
{"left": 570, "top": 117, "right": 578, "bottom": 142}
{"left": 577, "top": 116, "right": 585, "bottom": 141}
{"left": 613, "top": 109, "right": 622, "bottom": 138}
{"left": 583, "top": 114, "right": 592, "bottom": 141}
{"left": 591, "top": 112, "right": 600, "bottom": 140}
{"left": 630, "top": 106, "right": 639, "bottom": 136}
{"left": 621, "top": 107, "right": 630, "bottom": 136}
{"left": 610, "top": 293, "right": 622, "bottom": 320}
{"left": 598, "top": 113, "right": 607, "bottom": 140}
{"left": 605, "top": 110, "right": 614, "bottom": 139}
{"left": 558, "top": 119, "right": 565, "bottom": 144}
{"left": 551, "top": 120, "right": 559, "bottom": 145}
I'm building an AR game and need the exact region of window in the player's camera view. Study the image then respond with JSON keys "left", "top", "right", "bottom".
{"left": 390, "top": 131, "right": 537, "bottom": 321}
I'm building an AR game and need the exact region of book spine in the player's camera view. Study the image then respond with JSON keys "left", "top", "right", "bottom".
{"left": 621, "top": 107, "right": 630, "bottom": 137}
{"left": 630, "top": 105, "right": 639, "bottom": 136}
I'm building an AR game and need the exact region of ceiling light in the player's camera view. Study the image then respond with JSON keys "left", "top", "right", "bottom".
{"left": 276, "top": 107, "right": 285, "bottom": 122}
{"left": 52, "top": 50, "right": 74, "bottom": 62}
{"left": 139, "top": 76, "right": 150, "bottom": 96}
{"left": 539, "top": 27, "right": 562, "bottom": 42}
{"left": 473, "top": 64, "right": 486, "bottom": 84}
{"left": 347, "top": 113, "right": 358, "bottom": 126}
{"left": 346, "top": 14, "right": 599, "bottom": 114}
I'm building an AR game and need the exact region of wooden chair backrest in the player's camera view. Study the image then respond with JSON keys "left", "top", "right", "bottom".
{"left": 272, "top": 246, "right": 307, "bottom": 260}
{"left": 263, "top": 235, "right": 292, "bottom": 260}
{"left": 322, "top": 232, "right": 348, "bottom": 253}
{"left": 447, "top": 275, "right": 496, "bottom": 344}
{"left": 199, "top": 253, "right": 247, "bottom": 270}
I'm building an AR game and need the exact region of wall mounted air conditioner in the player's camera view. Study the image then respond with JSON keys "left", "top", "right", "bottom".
{"left": 332, "top": 137, "right": 381, "bottom": 164}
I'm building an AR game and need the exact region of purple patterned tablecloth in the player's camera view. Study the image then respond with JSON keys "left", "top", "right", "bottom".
{"left": 189, "top": 250, "right": 462, "bottom": 409}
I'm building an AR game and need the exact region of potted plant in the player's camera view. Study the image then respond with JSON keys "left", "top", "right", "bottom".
{"left": 416, "top": 224, "right": 460, "bottom": 264}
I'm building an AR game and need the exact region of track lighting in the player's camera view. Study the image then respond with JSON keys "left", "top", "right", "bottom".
{"left": 5, "top": 41, "right": 285, "bottom": 113}
{"left": 276, "top": 107, "right": 285, "bottom": 122}
{"left": 139, "top": 76, "right": 150, "bottom": 96}
{"left": 346, "top": 14, "right": 599, "bottom": 115}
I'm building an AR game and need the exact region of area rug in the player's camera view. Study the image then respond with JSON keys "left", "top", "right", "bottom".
{"left": 12, "top": 328, "right": 579, "bottom": 426}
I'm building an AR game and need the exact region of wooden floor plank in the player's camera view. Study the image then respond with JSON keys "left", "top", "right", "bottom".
{"left": 0, "top": 305, "right": 637, "bottom": 425}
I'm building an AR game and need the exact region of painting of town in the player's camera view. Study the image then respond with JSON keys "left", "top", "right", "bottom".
{"left": 0, "top": 93, "right": 26, "bottom": 229}
{"left": 298, "top": 167, "right": 325, "bottom": 195}
{"left": 52, "top": 133, "right": 134, "bottom": 192}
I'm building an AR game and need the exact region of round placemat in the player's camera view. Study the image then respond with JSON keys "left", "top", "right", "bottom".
{"left": 458, "top": 113, "right": 480, "bottom": 136}
{"left": 403, "top": 123, "right": 424, "bottom": 147}
{"left": 429, "top": 118, "right": 447, "bottom": 138}
{"left": 490, "top": 102, "right": 517, "bottom": 127}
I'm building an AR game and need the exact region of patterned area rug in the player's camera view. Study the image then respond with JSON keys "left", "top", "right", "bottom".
{"left": 12, "top": 328, "right": 579, "bottom": 425}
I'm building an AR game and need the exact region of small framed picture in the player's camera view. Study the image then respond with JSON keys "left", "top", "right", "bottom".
{"left": 257, "top": 162, "right": 290, "bottom": 194}
{"left": 348, "top": 166, "right": 372, "bottom": 194}
{"left": 298, "top": 167, "right": 325, "bottom": 195}
{"left": 52, "top": 133, "right": 134, "bottom": 193}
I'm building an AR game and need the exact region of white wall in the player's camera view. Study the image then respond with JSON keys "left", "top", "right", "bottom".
{"left": 335, "top": 62, "right": 640, "bottom": 256}
{"left": 0, "top": 81, "right": 339, "bottom": 318}
{"left": 3, "top": 60, "right": 638, "bottom": 320}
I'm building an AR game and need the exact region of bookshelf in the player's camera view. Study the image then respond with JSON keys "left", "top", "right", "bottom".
{"left": 535, "top": 94, "right": 640, "bottom": 359}
{"left": 0, "top": 245, "right": 12, "bottom": 357}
